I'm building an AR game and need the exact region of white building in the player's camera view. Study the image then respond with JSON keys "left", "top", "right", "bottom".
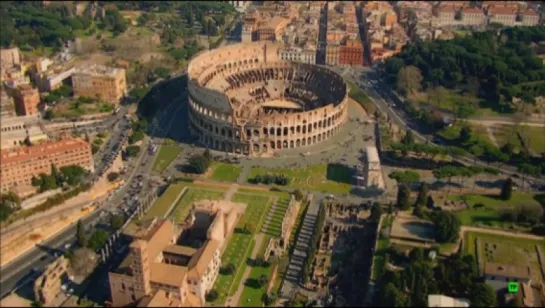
{"left": 428, "top": 295, "right": 470, "bottom": 307}
{"left": 278, "top": 47, "right": 317, "bottom": 64}
{"left": 227, "top": 1, "right": 251, "bottom": 13}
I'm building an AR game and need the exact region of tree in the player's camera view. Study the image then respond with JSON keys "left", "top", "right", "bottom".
{"left": 469, "top": 283, "right": 497, "bottom": 307}
{"left": 370, "top": 203, "right": 383, "bottom": 223}
{"left": 203, "top": 148, "right": 211, "bottom": 161}
{"left": 396, "top": 65, "right": 422, "bottom": 95}
{"left": 432, "top": 212, "right": 461, "bottom": 243}
{"left": 60, "top": 165, "right": 86, "bottom": 186}
{"left": 110, "top": 214, "right": 124, "bottom": 229}
{"left": 69, "top": 248, "right": 97, "bottom": 277}
{"left": 396, "top": 184, "right": 411, "bottom": 210}
{"left": 258, "top": 274, "right": 268, "bottom": 288}
{"left": 500, "top": 178, "right": 513, "bottom": 200}
{"left": 205, "top": 289, "right": 218, "bottom": 302}
{"left": 51, "top": 164, "right": 61, "bottom": 186}
{"left": 76, "top": 220, "right": 87, "bottom": 247}
{"left": 389, "top": 170, "right": 421, "bottom": 186}
{"left": 382, "top": 283, "right": 406, "bottom": 307}
{"left": 125, "top": 145, "right": 141, "bottom": 157}
{"left": 409, "top": 247, "right": 424, "bottom": 262}
{"left": 515, "top": 201, "right": 544, "bottom": 225}
{"left": 459, "top": 126, "right": 472, "bottom": 144}
{"left": 402, "top": 130, "right": 415, "bottom": 145}
{"left": 415, "top": 182, "right": 429, "bottom": 206}
{"left": 293, "top": 189, "right": 304, "bottom": 201}
{"left": 221, "top": 263, "right": 236, "bottom": 275}
{"left": 187, "top": 154, "right": 211, "bottom": 174}
{"left": 107, "top": 172, "right": 120, "bottom": 182}
{"left": 88, "top": 229, "right": 110, "bottom": 251}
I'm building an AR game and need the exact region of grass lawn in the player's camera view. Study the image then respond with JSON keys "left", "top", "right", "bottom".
{"left": 491, "top": 125, "right": 522, "bottom": 149}
{"left": 449, "top": 193, "right": 538, "bottom": 227}
{"left": 409, "top": 88, "right": 481, "bottom": 113}
{"left": 437, "top": 121, "right": 491, "bottom": 145}
{"left": 371, "top": 216, "right": 393, "bottom": 280}
{"left": 141, "top": 182, "right": 187, "bottom": 220}
{"left": 247, "top": 164, "right": 353, "bottom": 194}
{"left": 212, "top": 192, "right": 277, "bottom": 305}
{"left": 346, "top": 81, "right": 376, "bottom": 114}
{"left": 463, "top": 231, "right": 545, "bottom": 282}
{"left": 169, "top": 188, "right": 226, "bottom": 223}
{"left": 263, "top": 197, "right": 291, "bottom": 237}
{"left": 519, "top": 125, "right": 545, "bottom": 155}
{"left": 210, "top": 162, "right": 243, "bottom": 182}
{"left": 239, "top": 236, "right": 274, "bottom": 307}
{"left": 152, "top": 141, "right": 183, "bottom": 173}
{"left": 232, "top": 193, "right": 274, "bottom": 232}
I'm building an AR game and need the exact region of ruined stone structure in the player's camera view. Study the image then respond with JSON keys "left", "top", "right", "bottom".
{"left": 187, "top": 42, "right": 349, "bottom": 157}
{"left": 34, "top": 256, "right": 69, "bottom": 305}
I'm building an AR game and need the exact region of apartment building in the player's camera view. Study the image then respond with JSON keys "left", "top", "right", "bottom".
{"left": 438, "top": 6, "right": 458, "bottom": 26}
{"left": 520, "top": 9, "right": 540, "bottom": 26}
{"left": 325, "top": 45, "right": 340, "bottom": 66}
{"left": 461, "top": 7, "right": 486, "bottom": 26}
{"left": 339, "top": 39, "right": 364, "bottom": 66}
{"left": 0, "top": 47, "right": 22, "bottom": 70}
{"left": 279, "top": 47, "right": 317, "bottom": 64}
{"left": 439, "top": 1, "right": 469, "bottom": 9}
{"left": 488, "top": 7, "right": 518, "bottom": 26}
{"left": 227, "top": 1, "right": 250, "bottom": 13}
{"left": 0, "top": 87, "right": 16, "bottom": 119}
{"left": 0, "top": 137, "right": 93, "bottom": 193}
{"left": 6, "top": 84, "right": 40, "bottom": 116}
{"left": 108, "top": 200, "right": 244, "bottom": 307}
{"left": 0, "top": 115, "right": 48, "bottom": 150}
{"left": 395, "top": 1, "right": 433, "bottom": 23}
{"left": 482, "top": 1, "right": 522, "bottom": 10}
{"left": 255, "top": 16, "right": 291, "bottom": 41}
{"left": 32, "top": 65, "right": 76, "bottom": 93}
{"left": 72, "top": 65, "right": 127, "bottom": 103}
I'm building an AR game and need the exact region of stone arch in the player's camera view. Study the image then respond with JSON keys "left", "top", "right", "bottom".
{"left": 283, "top": 140, "right": 288, "bottom": 148}
{"left": 308, "top": 124, "right": 312, "bottom": 133}
{"left": 283, "top": 127, "right": 288, "bottom": 136}
{"left": 221, "top": 128, "right": 226, "bottom": 136}
{"left": 302, "top": 126, "right": 307, "bottom": 134}
{"left": 271, "top": 141, "right": 275, "bottom": 149}
{"left": 318, "top": 134, "right": 322, "bottom": 142}
{"left": 307, "top": 137, "right": 311, "bottom": 145}
{"left": 269, "top": 127, "right": 275, "bottom": 135}
{"left": 263, "top": 144, "right": 268, "bottom": 152}
{"left": 277, "top": 140, "right": 282, "bottom": 149}
{"left": 296, "top": 125, "right": 301, "bottom": 133}
{"left": 263, "top": 127, "right": 268, "bottom": 135}
{"left": 228, "top": 130, "right": 233, "bottom": 138}
{"left": 290, "top": 126, "right": 295, "bottom": 134}
{"left": 276, "top": 128, "right": 282, "bottom": 136}
{"left": 313, "top": 122, "right": 317, "bottom": 129}
{"left": 290, "top": 140, "right": 294, "bottom": 148}
{"left": 221, "top": 142, "right": 226, "bottom": 151}
{"left": 253, "top": 143, "right": 259, "bottom": 153}
{"left": 313, "top": 136, "right": 317, "bottom": 143}
{"left": 253, "top": 129, "right": 259, "bottom": 136}
{"left": 302, "top": 138, "right": 306, "bottom": 146}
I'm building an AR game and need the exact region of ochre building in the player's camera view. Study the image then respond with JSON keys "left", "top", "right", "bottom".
{"left": 0, "top": 137, "right": 93, "bottom": 193}
{"left": 186, "top": 42, "right": 349, "bottom": 157}
{"left": 108, "top": 200, "right": 244, "bottom": 307}
{"left": 72, "top": 65, "right": 126, "bottom": 104}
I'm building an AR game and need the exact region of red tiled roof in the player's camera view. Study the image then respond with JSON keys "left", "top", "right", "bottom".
{"left": 1, "top": 138, "right": 90, "bottom": 165}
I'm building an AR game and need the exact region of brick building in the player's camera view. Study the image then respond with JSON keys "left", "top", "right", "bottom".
{"left": 72, "top": 65, "right": 126, "bottom": 104}
{"left": 7, "top": 84, "right": 40, "bottom": 116}
{"left": 0, "top": 137, "right": 93, "bottom": 193}
{"left": 339, "top": 40, "right": 364, "bottom": 66}
{"left": 108, "top": 200, "right": 244, "bottom": 307}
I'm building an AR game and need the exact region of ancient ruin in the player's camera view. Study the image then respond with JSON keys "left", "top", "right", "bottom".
{"left": 187, "top": 42, "right": 349, "bottom": 156}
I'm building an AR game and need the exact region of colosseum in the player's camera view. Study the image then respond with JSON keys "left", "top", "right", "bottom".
{"left": 186, "top": 42, "right": 349, "bottom": 157}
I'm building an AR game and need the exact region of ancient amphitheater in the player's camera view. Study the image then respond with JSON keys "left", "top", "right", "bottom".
{"left": 186, "top": 42, "right": 349, "bottom": 157}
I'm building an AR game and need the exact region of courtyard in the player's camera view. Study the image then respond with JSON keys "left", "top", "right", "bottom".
{"left": 209, "top": 162, "right": 243, "bottom": 182}
{"left": 463, "top": 231, "right": 545, "bottom": 282}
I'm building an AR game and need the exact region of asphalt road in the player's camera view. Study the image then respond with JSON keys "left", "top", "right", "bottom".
{"left": 0, "top": 98, "right": 184, "bottom": 299}
{"left": 340, "top": 67, "right": 545, "bottom": 189}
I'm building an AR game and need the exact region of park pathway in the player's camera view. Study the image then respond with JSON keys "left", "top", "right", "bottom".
{"left": 461, "top": 225, "right": 544, "bottom": 240}
{"left": 226, "top": 233, "right": 265, "bottom": 307}
{"left": 486, "top": 126, "right": 499, "bottom": 147}
{"left": 260, "top": 197, "right": 279, "bottom": 234}
{"left": 236, "top": 164, "right": 252, "bottom": 184}
{"left": 224, "top": 184, "right": 239, "bottom": 201}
